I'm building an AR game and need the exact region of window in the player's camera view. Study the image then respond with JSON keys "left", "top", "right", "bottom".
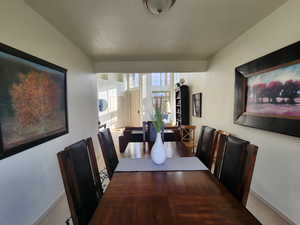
{"left": 151, "top": 73, "right": 171, "bottom": 86}
{"left": 152, "top": 91, "right": 172, "bottom": 123}
{"left": 142, "top": 74, "right": 147, "bottom": 99}
{"left": 123, "top": 74, "right": 128, "bottom": 90}
{"left": 129, "top": 73, "right": 140, "bottom": 89}
{"left": 98, "top": 88, "right": 118, "bottom": 115}
{"left": 151, "top": 73, "right": 161, "bottom": 86}
{"left": 174, "top": 73, "right": 180, "bottom": 85}
{"left": 108, "top": 89, "right": 117, "bottom": 112}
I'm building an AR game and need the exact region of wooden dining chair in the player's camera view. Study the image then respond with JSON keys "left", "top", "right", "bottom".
{"left": 146, "top": 121, "right": 157, "bottom": 146}
{"left": 213, "top": 130, "right": 231, "bottom": 178}
{"left": 98, "top": 128, "right": 119, "bottom": 180}
{"left": 219, "top": 135, "right": 258, "bottom": 206}
{"left": 57, "top": 140, "right": 103, "bottom": 225}
{"left": 180, "top": 125, "right": 197, "bottom": 153}
{"left": 195, "top": 126, "right": 216, "bottom": 169}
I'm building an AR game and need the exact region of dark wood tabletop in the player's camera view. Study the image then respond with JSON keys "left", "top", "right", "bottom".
{"left": 89, "top": 142, "right": 261, "bottom": 225}
{"left": 119, "top": 141, "right": 193, "bottom": 159}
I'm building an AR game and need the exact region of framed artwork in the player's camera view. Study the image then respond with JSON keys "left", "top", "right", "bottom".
{"left": 0, "top": 43, "right": 68, "bottom": 159}
{"left": 234, "top": 41, "right": 300, "bottom": 137}
{"left": 192, "top": 93, "right": 202, "bottom": 117}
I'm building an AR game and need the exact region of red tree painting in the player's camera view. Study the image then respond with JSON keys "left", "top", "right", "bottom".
{"left": 247, "top": 75, "right": 300, "bottom": 117}
{"left": 250, "top": 80, "right": 300, "bottom": 105}
{"left": 10, "top": 71, "right": 61, "bottom": 128}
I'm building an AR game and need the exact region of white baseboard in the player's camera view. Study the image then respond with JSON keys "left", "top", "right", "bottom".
{"left": 32, "top": 192, "right": 67, "bottom": 225}
{"left": 250, "top": 190, "right": 298, "bottom": 225}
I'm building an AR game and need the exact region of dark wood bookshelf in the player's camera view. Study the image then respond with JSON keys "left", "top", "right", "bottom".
{"left": 175, "top": 85, "right": 189, "bottom": 126}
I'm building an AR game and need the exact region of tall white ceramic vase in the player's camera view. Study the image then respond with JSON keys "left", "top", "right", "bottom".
{"left": 151, "top": 131, "right": 167, "bottom": 165}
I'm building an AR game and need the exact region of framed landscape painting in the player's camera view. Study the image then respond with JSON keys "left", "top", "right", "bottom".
{"left": 0, "top": 43, "right": 68, "bottom": 159}
{"left": 234, "top": 41, "right": 300, "bottom": 137}
{"left": 192, "top": 93, "right": 202, "bottom": 117}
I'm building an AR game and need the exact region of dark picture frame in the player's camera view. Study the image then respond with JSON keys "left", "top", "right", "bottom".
{"left": 192, "top": 93, "right": 202, "bottom": 117}
{"left": 0, "top": 43, "right": 68, "bottom": 159}
{"left": 234, "top": 41, "right": 300, "bottom": 138}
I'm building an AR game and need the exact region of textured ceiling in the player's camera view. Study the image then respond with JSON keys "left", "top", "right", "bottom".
{"left": 26, "top": 0, "right": 287, "bottom": 61}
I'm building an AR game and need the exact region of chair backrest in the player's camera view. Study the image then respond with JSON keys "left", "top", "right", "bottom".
{"left": 146, "top": 121, "right": 157, "bottom": 143}
{"left": 219, "top": 136, "right": 258, "bottom": 206}
{"left": 180, "top": 125, "right": 196, "bottom": 142}
{"left": 143, "top": 121, "right": 159, "bottom": 150}
{"left": 98, "top": 128, "right": 119, "bottom": 179}
{"left": 241, "top": 143, "right": 258, "bottom": 206}
{"left": 119, "top": 135, "right": 129, "bottom": 153}
{"left": 213, "top": 130, "right": 231, "bottom": 178}
{"left": 195, "top": 126, "right": 216, "bottom": 169}
{"left": 142, "top": 121, "right": 147, "bottom": 142}
{"left": 180, "top": 125, "right": 196, "bottom": 152}
{"left": 57, "top": 140, "right": 101, "bottom": 225}
{"left": 86, "top": 137, "right": 103, "bottom": 197}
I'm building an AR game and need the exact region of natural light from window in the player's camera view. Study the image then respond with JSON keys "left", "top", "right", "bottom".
{"left": 129, "top": 73, "right": 139, "bottom": 89}
{"left": 98, "top": 88, "right": 118, "bottom": 116}
{"left": 151, "top": 73, "right": 171, "bottom": 86}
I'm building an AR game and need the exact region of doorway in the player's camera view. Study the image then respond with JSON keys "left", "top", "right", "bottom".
{"left": 129, "top": 89, "right": 141, "bottom": 126}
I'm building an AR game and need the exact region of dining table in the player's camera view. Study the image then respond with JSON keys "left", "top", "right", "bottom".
{"left": 89, "top": 141, "right": 261, "bottom": 225}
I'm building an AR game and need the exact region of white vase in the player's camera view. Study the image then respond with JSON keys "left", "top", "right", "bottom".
{"left": 151, "top": 131, "right": 167, "bottom": 165}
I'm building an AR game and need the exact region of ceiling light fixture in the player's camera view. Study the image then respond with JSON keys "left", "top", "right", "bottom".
{"left": 143, "top": 0, "right": 176, "bottom": 15}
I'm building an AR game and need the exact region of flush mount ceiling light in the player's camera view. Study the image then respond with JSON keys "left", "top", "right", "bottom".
{"left": 143, "top": 0, "right": 176, "bottom": 15}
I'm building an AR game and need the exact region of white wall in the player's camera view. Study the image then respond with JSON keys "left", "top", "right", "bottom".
{"left": 182, "top": 0, "right": 300, "bottom": 223}
{"left": 0, "top": 1, "right": 98, "bottom": 225}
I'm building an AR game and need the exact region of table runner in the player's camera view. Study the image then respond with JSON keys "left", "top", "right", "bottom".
{"left": 115, "top": 157, "right": 208, "bottom": 172}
